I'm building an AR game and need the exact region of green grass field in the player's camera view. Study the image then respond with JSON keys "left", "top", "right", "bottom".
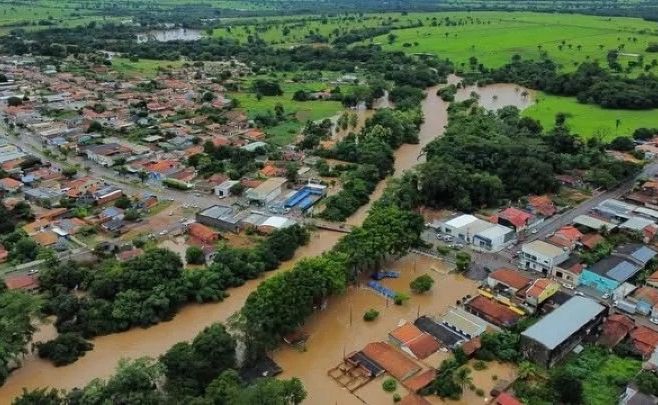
{"left": 523, "top": 92, "right": 658, "bottom": 140}
{"left": 110, "top": 57, "right": 186, "bottom": 78}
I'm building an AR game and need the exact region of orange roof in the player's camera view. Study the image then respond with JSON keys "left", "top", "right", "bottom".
{"left": 400, "top": 394, "right": 432, "bottom": 405}
{"left": 581, "top": 233, "right": 604, "bottom": 250}
{"left": 550, "top": 226, "right": 583, "bottom": 247}
{"left": 4, "top": 274, "right": 39, "bottom": 290}
{"left": 498, "top": 207, "right": 532, "bottom": 228}
{"left": 466, "top": 296, "right": 520, "bottom": 327}
{"left": 33, "top": 231, "right": 58, "bottom": 246}
{"left": 143, "top": 160, "right": 178, "bottom": 173}
{"left": 598, "top": 314, "right": 634, "bottom": 348}
{"left": 184, "top": 145, "right": 204, "bottom": 157}
{"left": 647, "top": 270, "right": 658, "bottom": 284}
{"left": 362, "top": 342, "right": 421, "bottom": 381}
{"left": 406, "top": 333, "right": 441, "bottom": 359}
{"left": 630, "top": 326, "right": 658, "bottom": 357}
{"left": 489, "top": 268, "right": 531, "bottom": 290}
{"left": 404, "top": 369, "right": 436, "bottom": 393}
{"left": 188, "top": 223, "right": 219, "bottom": 242}
{"left": 36, "top": 207, "right": 68, "bottom": 220}
{"left": 211, "top": 136, "right": 231, "bottom": 147}
{"left": 0, "top": 177, "right": 23, "bottom": 189}
{"left": 634, "top": 286, "right": 658, "bottom": 306}
{"left": 495, "top": 392, "right": 523, "bottom": 405}
{"left": 390, "top": 322, "right": 424, "bottom": 345}
{"left": 525, "top": 278, "right": 558, "bottom": 299}
{"left": 22, "top": 218, "right": 51, "bottom": 235}
{"left": 260, "top": 165, "right": 279, "bottom": 178}
{"left": 527, "top": 195, "right": 556, "bottom": 217}
{"left": 462, "top": 336, "right": 482, "bottom": 356}
{"left": 117, "top": 248, "right": 144, "bottom": 262}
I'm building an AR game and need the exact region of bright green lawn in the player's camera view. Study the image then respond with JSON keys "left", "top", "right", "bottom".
{"left": 523, "top": 92, "right": 658, "bottom": 140}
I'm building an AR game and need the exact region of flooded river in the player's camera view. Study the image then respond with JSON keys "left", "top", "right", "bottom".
{"left": 0, "top": 79, "right": 528, "bottom": 403}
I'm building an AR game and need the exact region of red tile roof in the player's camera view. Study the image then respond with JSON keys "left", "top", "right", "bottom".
{"left": 4, "top": 274, "right": 39, "bottom": 290}
{"left": 495, "top": 392, "right": 523, "bottom": 405}
{"left": 462, "top": 336, "right": 482, "bottom": 356}
{"left": 406, "top": 333, "right": 441, "bottom": 360}
{"left": 581, "top": 233, "right": 604, "bottom": 250}
{"left": 489, "top": 268, "right": 531, "bottom": 290}
{"left": 498, "top": 207, "right": 532, "bottom": 228}
{"left": 630, "top": 326, "right": 658, "bottom": 358}
{"left": 400, "top": 394, "right": 432, "bottom": 405}
{"left": 390, "top": 322, "right": 424, "bottom": 345}
{"left": 117, "top": 248, "right": 144, "bottom": 262}
{"left": 466, "top": 296, "right": 520, "bottom": 327}
{"left": 549, "top": 226, "right": 583, "bottom": 248}
{"left": 598, "top": 314, "right": 634, "bottom": 348}
{"left": 527, "top": 195, "right": 556, "bottom": 217}
{"left": 404, "top": 369, "right": 436, "bottom": 393}
{"left": 188, "top": 223, "right": 220, "bottom": 243}
{"left": 0, "top": 177, "right": 23, "bottom": 189}
{"left": 634, "top": 286, "right": 658, "bottom": 306}
{"left": 525, "top": 278, "right": 558, "bottom": 299}
{"left": 362, "top": 342, "right": 421, "bottom": 381}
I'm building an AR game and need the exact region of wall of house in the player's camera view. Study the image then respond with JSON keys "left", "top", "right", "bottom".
{"left": 552, "top": 268, "right": 581, "bottom": 286}
{"left": 579, "top": 270, "right": 619, "bottom": 293}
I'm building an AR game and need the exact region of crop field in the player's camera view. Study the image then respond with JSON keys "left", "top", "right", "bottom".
{"left": 524, "top": 92, "right": 658, "bottom": 140}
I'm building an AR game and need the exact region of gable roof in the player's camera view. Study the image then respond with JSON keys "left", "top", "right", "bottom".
{"left": 489, "top": 268, "right": 531, "bottom": 290}
{"left": 598, "top": 314, "right": 634, "bottom": 348}
{"left": 390, "top": 322, "right": 424, "bottom": 345}
{"left": 405, "top": 333, "right": 441, "bottom": 360}
{"left": 466, "top": 295, "right": 521, "bottom": 327}
{"left": 634, "top": 286, "right": 658, "bottom": 306}
{"left": 361, "top": 342, "right": 421, "bottom": 381}
{"left": 630, "top": 326, "right": 658, "bottom": 357}
{"left": 498, "top": 207, "right": 532, "bottom": 228}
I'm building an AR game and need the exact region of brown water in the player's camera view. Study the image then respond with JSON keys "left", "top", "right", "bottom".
{"left": 273, "top": 254, "right": 482, "bottom": 404}
{"left": 0, "top": 230, "right": 343, "bottom": 402}
{"left": 454, "top": 82, "right": 535, "bottom": 112}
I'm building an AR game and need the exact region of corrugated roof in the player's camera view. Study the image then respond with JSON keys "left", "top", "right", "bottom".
{"left": 521, "top": 296, "right": 605, "bottom": 350}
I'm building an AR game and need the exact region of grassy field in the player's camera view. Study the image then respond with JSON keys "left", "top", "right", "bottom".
{"left": 110, "top": 57, "right": 186, "bottom": 78}
{"left": 523, "top": 92, "right": 658, "bottom": 140}
{"left": 230, "top": 79, "right": 348, "bottom": 145}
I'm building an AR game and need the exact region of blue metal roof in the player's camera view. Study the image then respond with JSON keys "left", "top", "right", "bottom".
{"left": 606, "top": 260, "right": 640, "bottom": 282}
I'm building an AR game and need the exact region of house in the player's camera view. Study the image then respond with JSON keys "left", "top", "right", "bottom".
{"left": 581, "top": 233, "right": 605, "bottom": 250}
{"left": 0, "top": 177, "right": 23, "bottom": 193}
{"left": 524, "top": 278, "right": 560, "bottom": 307}
{"left": 493, "top": 392, "right": 523, "bottom": 405}
{"left": 403, "top": 369, "right": 436, "bottom": 394}
{"left": 439, "top": 307, "right": 491, "bottom": 339}
{"left": 83, "top": 143, "right": 131, "bottom": 167}
{"left": 647, "top": 270, "right": 658, "bottom": 288}
{"left": 520, "top": 296, "right": 606, "bottom": 367}
{"left": 361, "top": 342, "right": 421, "bottom": 381}
{"left": 90, "top": 185, "right": 123, "bottom": 205}
{"left": 214, "top": 180, "right": 238, "bottom": 198}
{"left": 580, "top": 244, "right": 657, "bottom": 293}
{"left": 196, "top": 205, "right": 241, "bottom": 233}
{"left": 630, "top": 326, "right": 658, "bottom": 359}
{"left": 399, "top": 394, "right": 432, "bottom": 405}
{"left": 388, "top": 322, "right": 441, "bottom": 360}
{"left": 464, "top": 295, "right": 521, "bottom": 328}
{"left": 595, "top": 198, "right": 637, "bottom": 222}
{"left": 552, "top": 254, "right": 585, "bottom": 287}
{"left": 436, "top": 214, "right": 514, "bottom": 250}
{"left": 486, "top": 268, "right": 532, "bottom": 293}
{"left": 519, "top": 240, "right": 569, "bottom": 275}
{"left": 618, "top": 385, "right": 658, "bottom": 405}
{"left": 245, "top": 177, "right": 287, "bottom": 205}
{"left": 527, "top": 195, "right": 556, "bottom": 218}
{"left": 548, "top": 225, "right": 583, "bottom": 251}
{"left": 414, "top": 315, "right": 469, "bottom": 349}
{"left": 597, "top": 314, "right": 634, "bottom": 349}
{"left": 573, "top": 214, "right": 617, "bottom": 232}
{"left": 187, "top": 223, "right": 220, "bottom": 244}
{"left": 494, "top": 207, "right": 533, "bottom": 232}
{"left": 4, "top": 274, "right": 39, "bottom": 291}
{"left": 23, "top": 187, "right": 63, "bottom": 207}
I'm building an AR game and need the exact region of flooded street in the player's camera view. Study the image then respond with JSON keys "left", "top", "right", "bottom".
{"left": 0, "top": 231, "right": 343, "bottom": 402}
{"left": 0, "top": 79, "right": 526, "bottom": 403}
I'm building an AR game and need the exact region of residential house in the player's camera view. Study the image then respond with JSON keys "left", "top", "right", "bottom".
{"left": 117, "top": 248, "right": 144, "bottom": 262}
{"left": 83, "top": 143, "right": 131, "bottom": 167}
{"left": 23, "top": 187, "right": 63, "bottom": 207}
{"left": 524, "top": 278, "right": 560, "bottom": 307}
{"left": 33, "top": 231, "right": 59, "bottom": 247}
{"left": 618, "top": 385, "right": 658, "bottom": 405}
{"left": 632, "top": 286, "right": 658, "bottom": 316}
{"left": 580, "top": 244, "right": 657, "bottom": 294}
{"left": 527, "top": 195, "right": 556, "bottom": 218}
{"left": 494, "top": 207, "right": 533, "bottom": 232}
{"left": 403, "top": 370, "right": 436, "bottom": 395}
{"left": 552, "top": 254, "right": 585, "bottom": 287}
{"left": 388, "top": 322, "right": 440, "bottom": 360}
{"left": 548, "top": 225, "right": 583, "bottom": 251}
{"left": 647, "top": 270, "right": 658, "bottom": 288}
{"left": 0, "top": 177, "right": 23, "bottom": 193}
{"left": 414, "top": 315, "right": 469, "bottom": 349}
{"left": 519, "top": 240, "right": 569, "bottom": 275}
{"left": 464, "top": 295, "right": 521, "bottom": 328}
{"left": 597, "top": 314, "right": 635, "bottom": 349}
{"left": 486, "top": 268, "right": 532, "bottom": 294}
{"left": 630, "top": 326, "right": 658, "bottom": 359}
{"left": 87, "top": 185, "right": 123, "bottom": 206}
{"left": 581, "top": 233, "right": 605, "bottom": 250}
{"left": 361, "top": 342, "right": 421, "bottom": 381}
{"left": 187, "top": 223, "right": 221, "bottom": 244}
{"left": 4, "top": 274, "right": 39, "bottom": 291}
{"left": 214, "top": 180, "right": 238, "bottom": 198}
{"left": 520, "top": 296, "right": 606, "bottom": 367}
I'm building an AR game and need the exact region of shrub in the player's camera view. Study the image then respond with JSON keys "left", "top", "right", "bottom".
{"left": 393, "top": 292, "right": 410, "bottom": 305}
{"left": 410, "top": 274, "right": 434, "bottom": 294}
{"left": 36, "top": 333, "right": 93, "bottom": 366}
{"left": 186, "top": 246, "right": 205, "bottom": 265}
{"left": 393, "top": 393, "right": 401, "bottom": 402}
{"left": 382, "top": 378, "right": 397, "bottom": 392}
{"left": 473, "top": 360, "right": 487, "bottom": 371}
{"left": 363, "top": 308, "right": 379, "bottom": 322}
{"left": 475, "top": 388, "right": 485, "bottom": 397}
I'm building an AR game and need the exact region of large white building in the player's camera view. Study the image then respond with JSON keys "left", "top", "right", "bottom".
{"left": 435, "top": 214, "right": 514, "bottom": 252}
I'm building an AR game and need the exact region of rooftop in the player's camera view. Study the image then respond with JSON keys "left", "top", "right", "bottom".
{"left": 199, "top": 204, "right": 234, "bottom": 220}
{"left": 444, "top": 214, "right": 478, "bottom": 229}
{"left": 521, "top": 296, "right": 605, "bottom": 350}
{"left": 588, "top": 256, "right": 640, "bottom": 283}
{"left": 466, "top": 295, "right": 521, "bottom": 327}
{"left": 361, "top": 342, "right": 420, "bottom": 381}
{"left": 489, "top": 268, "right": 531, "bottom": 290}
{"left": 523, "top": 240, "right": 565, "bottom": 258}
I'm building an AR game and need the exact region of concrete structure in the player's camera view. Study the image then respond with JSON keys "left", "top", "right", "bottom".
{"left": 520, "top": 296, "right": 606, "bottom": 367}
{"left": 524, "top": 278, "right": 560, "bottom": 307}
{"left": 580, "top": 244, "right": 657, "bottom": 293}
{"left": 437, "top": 214, "right": 513, "bottom": 251}
{"left": 245, "top": 177, "right": 286, "bottom": 205}
{"left": 552, "top": 254, "right": 585, "bottom": 287}
{"left": 520, "top": 240, "right": 569, "bottom": 275}
{"left": 83, "top": 143, "right": 131, "bottom": 167}
{"left": 472, "top": 224, "right": 515, "bottom": 251}
{"left": 196, "top": 205, "right": 241, "bottom": 233}
{"left": 214, "top": 180, "right": 238, "bottom": 198}
{"left": 23, "top": 187, "right": 63, "bottom": 207}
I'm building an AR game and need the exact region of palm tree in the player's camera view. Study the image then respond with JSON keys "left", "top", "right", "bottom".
{"left": 453, "top": 367, "right": 473, "bottom": 391}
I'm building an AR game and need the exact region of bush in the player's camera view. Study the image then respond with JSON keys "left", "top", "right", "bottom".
{"left": 393, "top": 393, "right": 401, "bottom": 402}
{"left": 436, "top": 245, "right": 450, "bottom": 256}
{"left": 410, "top": 274, "right": 434, "bottom": 294}
{"left": 475, "top": 388, "right": 485, "bottom": 397}
{"left": 363, "top": 308, "right": 379, "bottom": 322}
{"left": 382, "top": 378, "right": 397, "bottom": 392}
{"left": 36, "top": 333, "right": 93, "bottom": 366}
{"left": 393, "top": 292, "right": 410, "bottom": 306}
{"left": 473, "top": 360, "right": 487, "bottom": 370}
{"left": 186, "top": 246, "right": 205, "bottom": 265}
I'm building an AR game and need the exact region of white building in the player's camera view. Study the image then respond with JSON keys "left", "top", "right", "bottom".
{"left": 245, "top": 177, "right": 287, "bottom": 205}
{"left": 214, "top": 180, "right": 239, "bottom": 198}
{"left": 473, "top": 224, "right": 515, "bottom": 252}
{"left": 520, "top": 240, "right": 569, "bottom": 275}
{"left": 437, "top": 214, "right": 514, "bottom": 251}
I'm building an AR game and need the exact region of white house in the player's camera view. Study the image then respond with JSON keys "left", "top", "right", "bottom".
{"left": 214, "top": 180, "right": 239, "bottom": 198}
{"left": 520, "top": 240, "right": 569, "bottom": 275}
{"left": 245, "top": 177, "right": 287, "bottom": 205}
{"left": 473, "top": 224, "right": 515, "bottom": 252}
{"left": 437, "top": 214, "right": 514, "bottom": 251}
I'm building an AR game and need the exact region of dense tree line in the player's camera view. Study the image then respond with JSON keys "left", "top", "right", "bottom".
{"left": 239, "top": 200, "right": 424, "bottom": 358}
{"left": 393, "top": 102, "right": 642, "bottom": 212}
{"left": 488, "top": 58, "right": 658, "bottom": 109}
{"left": 35, "top": 225, "right": 309, "bottom": 365}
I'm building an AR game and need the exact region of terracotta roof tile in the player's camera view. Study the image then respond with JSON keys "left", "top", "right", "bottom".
{"left": 361, "top": 342, "right": 421, "bottom": 381}
{"left": 390, "top": 322, "right": 424, "bottom": 345}
{"left": 404, "top": 369, "right": 436, "bottom": 393}
{"left": 489, "top": 268, "right": 531, "bottom": 290}
{"left": 406, "top": 333, "right": 441, "bottom": 359}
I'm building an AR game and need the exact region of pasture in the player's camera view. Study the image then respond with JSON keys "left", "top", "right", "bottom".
{"left": 523, "top": 92, "right": 658, "bottom": 140}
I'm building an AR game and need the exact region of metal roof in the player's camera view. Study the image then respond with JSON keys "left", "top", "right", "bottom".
{"left": 521, "top": 296, "right": 605, "bottom": 350}
{"left": 572, "top": 214, "right": 617, "bottom": 231}
{"left": 588, "top": 255, "right": 640, "bottom": 282}
{"left": 444, "top": 214, "right": 478, "bottom": 229}
{"left": 615, "top": 243, "right": 657, "bottom": 265}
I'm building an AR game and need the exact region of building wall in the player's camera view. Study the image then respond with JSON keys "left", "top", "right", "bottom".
{"left": 195, "top": 213, "right": 240, "bottom": 233}
{"left": 579, "top": 270, "right": 619, "bottom": 293}
{"left": 552, "top": 267, "right": 581, "bottom": 287}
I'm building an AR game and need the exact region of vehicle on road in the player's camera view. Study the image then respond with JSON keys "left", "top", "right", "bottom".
{"left": 574, "top": 291, "right": 585, "bottom": 297}
{"left": 531, "top": 229, "right": 538, "bottom": 234}
{"left": 159, "top": 230, "right": 169, "bottom": 236}
{"left": 28, "top": 269, "right": 39, "bottom": 275}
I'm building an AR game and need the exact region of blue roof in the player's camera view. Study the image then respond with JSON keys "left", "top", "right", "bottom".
{"left": 607, "top": 260, "right": 640, "bottom": 282}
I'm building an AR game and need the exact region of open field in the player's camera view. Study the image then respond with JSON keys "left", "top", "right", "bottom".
{"left": 109, "top": 57, "right": 186, "bottom": 78}
{"left": 523, "top": 92, "right": 658, "bottom": 140}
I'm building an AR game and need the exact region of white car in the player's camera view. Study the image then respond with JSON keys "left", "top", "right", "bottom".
{"left": 159, "top": 230, "right": 169, "bottom": 236}
{"left": 531, "top": 229, "right": 538, "bottom": 234}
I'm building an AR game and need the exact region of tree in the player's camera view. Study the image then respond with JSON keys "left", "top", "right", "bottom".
{"left": 0, "top": 289, "right": 40, "bottom": 386}
{"left": 285, "top": 162, "right": 300, "bottom": 183}
{"left": 61, "top": 166, "right": 77, "bottom": 179}
{"left": 12, "top": 388, "right": 63, "bottom": 405}
{"left": 410, "top": 274, "right": 434, "bottom": 293}
{"left": 455, "top": 252, "right": 471, "bottom": 273}
{"left": 550, "top": 371, "right": 583, "bottom": 404}
{"left": 87, "top": 120, "right": 103, "bottom": 133}
{"left": 186, "top": 246, "right": 205, "bottom": 265}
{"left": 7, "top": 96, "right": 22, "bottom": 107}
{"left": 201, "top": 91, "right": 215, "bottom": 102}
{"left": 453, "top": 367, "right": 473, "bottom": 391}
{"left": 114, "top": 195, "right": 132, "bottom": 209}
{"left": 608, "top": 136, "right": 634, "bottom": 151}
{"left": 36, "top": 333, "right": 93, "bottom": 366}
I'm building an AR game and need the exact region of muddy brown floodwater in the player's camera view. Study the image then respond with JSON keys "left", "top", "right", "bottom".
{"left": 0, "top": 80, "right": 526, "bottom": 403}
